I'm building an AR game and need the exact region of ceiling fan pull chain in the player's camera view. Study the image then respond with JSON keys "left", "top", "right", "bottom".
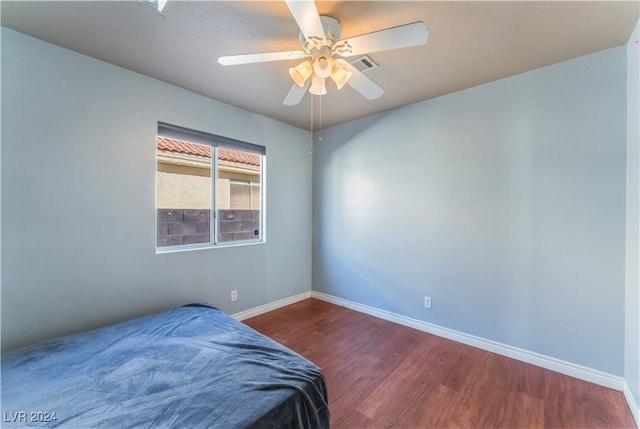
{"left": 310, "top": 93, "right": 314, "bottom": 154}
{"left": 318, "top": 95, "right": 323, "bottom": 143}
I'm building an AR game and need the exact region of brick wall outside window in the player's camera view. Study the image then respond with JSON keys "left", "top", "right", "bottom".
{"left": 157, "top": 209, "right": 259, "bottom": 246}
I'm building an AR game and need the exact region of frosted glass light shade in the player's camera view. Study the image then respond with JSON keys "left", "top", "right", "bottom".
{"left": 313, "top": 54, "right": 334, "bottom": 79}
{"left": 289, "top": 61, "right": 313, "bottom": 87}
{"left": 309, "top": 75, "right": 327, "bottom": 95}
{"left": 330, "top": 63, "right": 352, "bottom": 90}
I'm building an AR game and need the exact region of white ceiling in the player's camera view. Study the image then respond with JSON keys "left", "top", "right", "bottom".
{"left": 2, "top": 1, "right": 638, "bottom": 131}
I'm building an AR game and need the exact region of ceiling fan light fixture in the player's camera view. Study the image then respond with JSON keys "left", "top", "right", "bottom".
{"left": 218, "top": 1, "right": 428, "bottom": 106}
{"left": 309, "top": 75, "right": 327, "bottom": 95}
{"left": 312, "top": 48, "right": 334, "bottom": 79}
{"left": 330, "top": 62, "right": 352, "bottom": 90}
{"left": 289, "top": 61, "right": 313, "bottom": 87}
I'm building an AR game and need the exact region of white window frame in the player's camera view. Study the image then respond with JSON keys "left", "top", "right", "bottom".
{"left": 156, "top": 122, "right": 266, "bottom": 253}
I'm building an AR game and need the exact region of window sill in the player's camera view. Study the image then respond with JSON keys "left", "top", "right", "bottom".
{"left": 155, "top": 239, "right": 265, "bottom": 254}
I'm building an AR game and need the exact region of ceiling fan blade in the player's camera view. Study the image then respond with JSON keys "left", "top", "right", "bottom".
{"left": 338, "top": 22, "right": 428, "bottom": 58}
{"left": 283, "top": 80, "right": 312, "bottom": 106}
{"left": 341, "top": 62, "right": 384, "bottom": 100}
{"left": 218, "top": 51, "right": 306, "bottom": 66}
{"left": 285, "top": 0, "right": 326, "bottom": 43}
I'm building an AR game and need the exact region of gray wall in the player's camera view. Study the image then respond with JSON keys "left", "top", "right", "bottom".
{"left": 1, "top": 28, "right": 313, "bottom": 351}
{"left": 626, "top": 19, "right": 640, "bottom": 408}
{"left": 313, "top": 46, "right": 627, "bottom": 375}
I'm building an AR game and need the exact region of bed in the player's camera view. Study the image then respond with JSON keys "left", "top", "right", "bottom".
{"left": 1, "top": 303, "right": 330, "bottom": 428}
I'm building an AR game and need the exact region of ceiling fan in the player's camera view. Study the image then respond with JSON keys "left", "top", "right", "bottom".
{"left": 218, "top": 0, "right": 429, "bottom": 106}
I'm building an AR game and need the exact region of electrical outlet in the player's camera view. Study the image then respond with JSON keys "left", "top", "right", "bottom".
{"left": 424, "top": 296, "right": 432, "bottom": 309}
{"left": 230, "top": 290, "right": 238, "bottom": 302}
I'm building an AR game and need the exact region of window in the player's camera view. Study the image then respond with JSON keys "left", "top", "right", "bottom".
{"left": 156, "top": 123, "right": 265, "bottom": 251}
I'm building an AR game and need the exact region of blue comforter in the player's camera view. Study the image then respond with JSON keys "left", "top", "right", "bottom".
{"left": 1, "top": 304, "right": 330, "bottom": 428}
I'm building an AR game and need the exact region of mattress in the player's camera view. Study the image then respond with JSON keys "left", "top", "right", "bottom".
{"left": 1, "top": 303, "right": 329, "bottom": 428}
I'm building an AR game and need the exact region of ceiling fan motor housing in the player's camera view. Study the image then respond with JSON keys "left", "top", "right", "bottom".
{"left": 299, "top": 16, "right": 342, "bottom": 53}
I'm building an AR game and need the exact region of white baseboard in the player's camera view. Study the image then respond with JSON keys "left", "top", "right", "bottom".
{"left": 231, "top": 290, "right": 631, "bottom": 404}
{"left": 624, "top": 380, "right": 640, "bottom": 427}
{"left": 311, "top": 291, "right": 625, "bottom": 391}
{"left": 231, "top": 291, "right": 311, "bottom": 321}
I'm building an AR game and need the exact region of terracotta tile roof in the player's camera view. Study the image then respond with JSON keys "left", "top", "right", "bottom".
{"left": 219, "top": 147, "right": 261, "bottom": 167}
{"left": 157, "top": 137, "right": 260, "bottom": 166}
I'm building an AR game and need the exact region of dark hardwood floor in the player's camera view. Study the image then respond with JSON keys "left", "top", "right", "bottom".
{"left": 244, "top": 298, "right": 636, "bottom": 429}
